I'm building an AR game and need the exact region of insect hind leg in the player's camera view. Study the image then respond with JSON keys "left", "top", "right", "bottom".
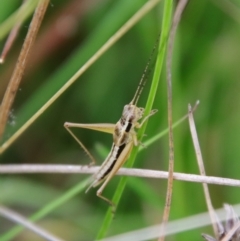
{"left": 64, "top": 122, "right": 96, "bottom": 166}
{"left": 97, "top": 191, "right": 116, "bottom": 214}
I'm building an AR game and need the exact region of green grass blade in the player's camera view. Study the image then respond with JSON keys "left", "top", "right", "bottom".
{"left": 96, "top": 1, "right": 173, "bottom": 239}
{"left": 0, "top": 0, "right": 38, "bottom": 40}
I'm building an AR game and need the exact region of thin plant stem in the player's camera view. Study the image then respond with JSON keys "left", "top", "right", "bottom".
{"left": 0, "top": 164, "right": 240, "bottom": 187}
{"left": 158, "top": 0, "right": 173, "bottom": 239}
{"left": 0, "top": 0, "right": 38, "bottom": 40}
{"left": 159, "top": 0, "right": 189, "bottom": 239}
{"left": 0, "top": 205, "right": 64, "bottom": 241}
{"left": 188, "top": 104, "right": 218, "bottom": 238}
{"left": 0, "top": 0, "right": 49, "bottom": 141}
{"left": 0, "top": 0, "right": 26, "bottom": 63}
{"left": 0, "top": 179, "right": 89, "bottom": 241}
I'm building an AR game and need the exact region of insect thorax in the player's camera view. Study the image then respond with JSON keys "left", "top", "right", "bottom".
{"left": 113, "top": 104, "right": 144, "bottom": 145}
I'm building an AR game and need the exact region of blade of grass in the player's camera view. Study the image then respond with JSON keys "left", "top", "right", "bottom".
{"left": 0, "top": 0, "right": 38, "bottom": 40}
{"left": 96, "top": 0, "right": 173, "bottom": 238}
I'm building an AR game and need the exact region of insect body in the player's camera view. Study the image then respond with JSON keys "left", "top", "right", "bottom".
{"left": 87, "top": 102, "right": 157, "bottom": 205}
{"left": 64, "top": 49, "right": 157, "bottom": 206}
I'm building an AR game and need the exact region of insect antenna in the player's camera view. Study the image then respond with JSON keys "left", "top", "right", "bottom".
{"left": 131, "top": 36, "right": 160, "bottom": 105}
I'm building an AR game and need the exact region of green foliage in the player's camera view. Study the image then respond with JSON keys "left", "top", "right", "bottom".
{"left": 0, "top": 0, "right": 240, "bottom": 240}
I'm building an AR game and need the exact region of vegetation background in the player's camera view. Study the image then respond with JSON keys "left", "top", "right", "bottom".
{"left": 0, "top": 0, "right": 240, "bottom": 240}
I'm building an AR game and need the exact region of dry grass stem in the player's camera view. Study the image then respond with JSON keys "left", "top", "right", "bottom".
{"left": 0, "top": 164, "right": 239, "bottom": 187}
{"left": 0, "top": 0, "right": 49, "bottom": 141}
{"left": 0, "top": 21, "right": 22, "bottom": 63}
{"left": 0, "top": 0, "right": 26, "bottom": 63}
{"left": 188, "top": 104, "right": 218, "bottom": 237}
{"left": 159, "top": 0, "right": 188, "bottom": 240}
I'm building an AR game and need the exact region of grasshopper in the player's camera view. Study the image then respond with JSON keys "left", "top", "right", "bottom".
{"left": 64, "top": 49, "right": 158, "bottom": 206}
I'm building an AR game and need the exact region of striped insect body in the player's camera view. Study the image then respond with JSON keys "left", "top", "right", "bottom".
{"left": 84, "top": 101, "right": 157, "bottom": 206}
{"left": 64, "top": 41, "right": 158, "bottom": 206}
{"left": 114, "top": 104, "right": 144, "bottom": 145}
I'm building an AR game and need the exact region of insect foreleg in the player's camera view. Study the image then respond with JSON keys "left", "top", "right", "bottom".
{"left": 132, "top": 109, "right": 158, "bottom": 147}
{"left": 136, "top": 109, "right": 158, "bottom": 129}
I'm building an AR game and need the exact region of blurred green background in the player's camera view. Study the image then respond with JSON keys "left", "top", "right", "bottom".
{"left": 0, "top": 0, "right": 240, "bottom": 240}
